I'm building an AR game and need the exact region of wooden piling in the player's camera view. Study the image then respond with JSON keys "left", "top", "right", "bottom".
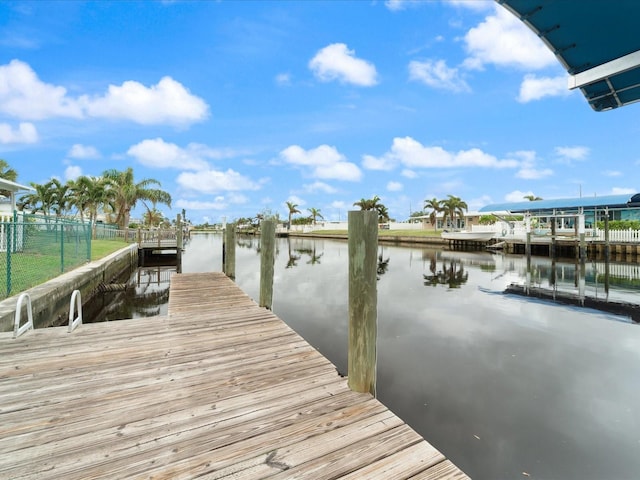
{"left": 259, "top": 219, "right": 276, "bottom": 309}
{"left": 224, "top": 222, "right": 236, "bottom": 280}
{"left": 348, "top": 210, "right": 378, "bottom": 395}
{"left": 176, "top": 214, "right": 183, "bottom": 273}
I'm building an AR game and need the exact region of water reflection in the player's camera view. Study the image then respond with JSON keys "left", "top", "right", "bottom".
{"left": 103, "top": 234, "right": 640, "bottom": 480}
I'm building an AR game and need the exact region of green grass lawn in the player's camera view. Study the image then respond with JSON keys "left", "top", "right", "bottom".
{"left": 1, "top": 239, "right": 130, "bottom": 298}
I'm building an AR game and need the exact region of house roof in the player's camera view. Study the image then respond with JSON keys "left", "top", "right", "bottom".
{"left": 498, "top": 0, "right": 640, "bottom": 111}
{"left": 479, "top": 194, "right": 640, "bottom": 213}
{"left": 0, "top": 178, "right": 34, "bottom": 193}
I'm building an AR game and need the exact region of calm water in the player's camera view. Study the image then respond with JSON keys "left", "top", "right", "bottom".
{"left": 107, "top": 233, "right": 640, "bottom": 480}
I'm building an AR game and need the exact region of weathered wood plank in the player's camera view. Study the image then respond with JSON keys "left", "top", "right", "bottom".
{"left": 0, "top": 271, "right": 470, "bottom": 480}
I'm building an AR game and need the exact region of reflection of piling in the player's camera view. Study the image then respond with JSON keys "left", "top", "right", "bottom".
{"left": 259, "top": 220, "right": 275, "bottom": 309}
{"left": 348, "top": 210, "right": 378, "bottom": 395}
{"left": 223, "top": 223, "right": 236, "bottom": 280}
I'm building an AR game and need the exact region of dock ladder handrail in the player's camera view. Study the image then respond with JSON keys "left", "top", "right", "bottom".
{"left": 14, "top": 293, "right": 34, "bottom": 338}
{"left": 68, "top": 289, "right": 83, "bottom": 333}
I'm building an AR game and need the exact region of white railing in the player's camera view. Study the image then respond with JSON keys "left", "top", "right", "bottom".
{"left": 68, "top": 290, "right": 83, "bottom": 333}
{"left": 471, "top": 222, "right": 640, "bottom": 243}
{"left": 14, "top": 293, "right": 34, "bottom": 338}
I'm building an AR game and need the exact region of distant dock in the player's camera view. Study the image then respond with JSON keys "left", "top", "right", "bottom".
{"left": 0, "top": 272, "right": 469, "bottom": 479}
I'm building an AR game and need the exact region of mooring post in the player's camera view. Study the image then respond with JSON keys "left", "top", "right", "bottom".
{"left": 224, "top": 222, "right": 236, "bottom": 280}
{"left": 259, "top": 219, "right": 276, "bottom": 309}
{"left": 176, "top": 213, "right": 183, "bottom": 273}
{"left": 604, "top": 207, "right": 610, "bottom": 260}
{"left": 550, "top": 219, "right": 557, "bottom": 258}
{"left": 348, "top": 210, "right": 378, "bottom": 395}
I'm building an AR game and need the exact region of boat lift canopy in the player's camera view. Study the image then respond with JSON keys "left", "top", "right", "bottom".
{"left": 498, "top": 0, "right": 640, "bottom": 111}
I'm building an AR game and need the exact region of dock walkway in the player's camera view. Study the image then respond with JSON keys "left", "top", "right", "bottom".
{"left": 0, "top": 272, "right": 468, "bottom": 479}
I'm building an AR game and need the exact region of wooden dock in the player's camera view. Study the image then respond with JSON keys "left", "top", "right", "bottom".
{"left": 0, "top": 272, "right": 469, "bottom": 479}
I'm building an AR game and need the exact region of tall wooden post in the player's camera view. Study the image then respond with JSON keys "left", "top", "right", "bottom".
{"left": 176, "top": 214, "right": 183, "bottom": 273}
{"left": 604, "top": 207, "right": 610, "bottom": 260}
{"left": 550, "top": 219, "right": 557, "bottom": 258}
{"left": 224, "top": 222, "right": 236, "bottom": 280}
{"left": 348, "top": 210, "right": 378, "bottom": 395}
{"left": 259, "top": 220, "right": 276, "bottom": 309}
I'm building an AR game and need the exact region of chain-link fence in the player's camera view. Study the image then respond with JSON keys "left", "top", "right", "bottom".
{"left": 0, "top": 212, "right": 93, "bottom": 299}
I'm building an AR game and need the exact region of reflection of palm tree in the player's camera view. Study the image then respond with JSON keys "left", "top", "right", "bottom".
{"left": 423, "top": 258, "right": 469, "bottom": 289}
{"left": 377, "top": 247, "right": 390, "bottom": 279}
{"left": 286, "top": 237, "right": 301, "bottom": 268}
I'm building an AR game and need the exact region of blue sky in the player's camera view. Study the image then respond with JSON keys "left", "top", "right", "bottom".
{"left": 1, "top": 0, "right": 638, "bottom": 225}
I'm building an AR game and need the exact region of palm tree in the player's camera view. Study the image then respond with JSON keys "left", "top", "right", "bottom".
{"left": 102, "top": 167, "right": 171, "bottom": 229}
{"left": 0, "top": 159, "right": 17, "bottom": 182}
{"left": 47, "top": 178, "right": 71, "bottom": 220}
{"left": 285, "top": 201, "right": 300, "bottom": 230}
{"left": 307, "top": 207, "right": 324, "bottom": 225}
{"left": 440, "top": 195, "right": 468, "bottom": 230}
{"left": 523, "top": 194, "right": 543, "bottom": 201}
{"left": 353, "top": 195, "right": 388, "bottom": 223}
{"left": 423, "top": 197, "right": 442, "bottom": 230}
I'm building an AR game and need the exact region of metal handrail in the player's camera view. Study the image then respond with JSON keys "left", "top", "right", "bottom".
{"left": 68, "top": 290, "right": 83, "bottom": 333}
{"left": 14, "top": 293, "right": 34, "bottom": 338}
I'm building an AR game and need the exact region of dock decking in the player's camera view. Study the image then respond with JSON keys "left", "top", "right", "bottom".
{"left": 0, "top": 272, "right": 469, "bottom": 479}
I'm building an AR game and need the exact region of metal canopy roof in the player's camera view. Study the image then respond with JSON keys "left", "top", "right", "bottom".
{"left": 479, "top": 193, "right": 639, "bottom": 213}
{"left": 498, "top": 0, "right": 640, "bottom": 111}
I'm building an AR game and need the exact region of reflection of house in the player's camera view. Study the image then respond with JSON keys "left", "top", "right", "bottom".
{"left": 480, "top": 194, "right": 640, "bottom": 228}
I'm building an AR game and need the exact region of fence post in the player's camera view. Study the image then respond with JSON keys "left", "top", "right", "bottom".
{"left": 224, "top": 222, "right": 236, "bottom": 280}
{"left": 348, "top": 210, "right": 378, "bottom": 395}
{"left": 60, "top": 223, "right": 65, "bottom": 273}
{"left": 604, "top": 208, "right": 610, "bottom": 260}
{"left": 259, "top": 220, "right": 276, "bottom": 309}
{"left": 6, "top": 221, "right": 12, "bottom": 296}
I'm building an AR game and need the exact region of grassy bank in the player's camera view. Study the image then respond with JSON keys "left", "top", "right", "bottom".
{"left": 2, "top": 239, "right": 130, "bottom": 298}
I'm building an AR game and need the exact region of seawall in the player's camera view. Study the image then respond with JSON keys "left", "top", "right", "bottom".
{"left": 0, "top": 244, "right": 138, "bottom": 332}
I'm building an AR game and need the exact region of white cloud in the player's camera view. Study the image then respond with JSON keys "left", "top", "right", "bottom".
{"left": 447, "top": 0, "right": 494, "bottom": 11}
{"left": 127, "top": 138, "right": 212, "bottom": 170}
{"left": 463, "top": 6, "right": 556, "bottom": 71}
{"left": 555, "top": 146, "right": 589, "bottom": 161}
{"left": 366, "top": 136, "right": 519, "bottom": 170}
{"left": 68, "top": 144, "right": 100, "bottom": 159}
{"left": 309, "top": 43, "right": 378, "bottom": 87}
{"left": 603, "top": 170, "right": 621, "bottom": 177}
{"left": 384, "top": 0, "right": 425, "bottom": 11}
{"left": 275, "top": 73, "right": 291, "bottom": 86}
{"left": 611, "top": 187, "right": 636, "bottom": 195}
{"left": 518, "top": 74, "right": 571, "bottom": 103}
{"left": 387, "top": 181, "right": 403, "bottom": 192}
{"left": 505, "top": 150, "right": 552, "bottom": 179}
{"left": 0, "top": 60, "right": 208, "bottom": 126}
{"left": 64, "top": 165, "right": 82, "bottom": 181}
{"left": 401, "top": 169, "right": 417, "bottom": 179}
{"left": 0, "top": 121, "right": 37, "bottom": 144}
{"left": 286, "top": 195, "right": 306, "bottom": 206}
{"left": 516, "top": 164, "right": 553, "bottom": 179}
{"left": 362, "top": 153, "right": 395, "bottom": 171}
{"left": 303, "top": 181, "right": 338, "bottom": 194}
{"left": 331, "top": 200, "right": 346, "bottom": 209}
{"left": 83, "top": 76, "right": 209, "bottom": 126}
{"left": 505, "top": 190, "right": 538, "bottom": 202}
{"left": 280, "top": 144, "right": 362, "bottom": 181}
{"left": 175, "top": 198, "right": 227, "bottom": 210}
{"left": 408, "top": 59, "right": 470, "bottom": 93}
{"left": 177, "top": 168, "right": 261, "bottom": 193}
{"left": 0, "top": 60, "right": 83, "bottom": 120}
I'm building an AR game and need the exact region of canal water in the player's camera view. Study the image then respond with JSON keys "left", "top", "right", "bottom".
{"left": 99, "top": 233, "right": 640, "bottom": 480}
